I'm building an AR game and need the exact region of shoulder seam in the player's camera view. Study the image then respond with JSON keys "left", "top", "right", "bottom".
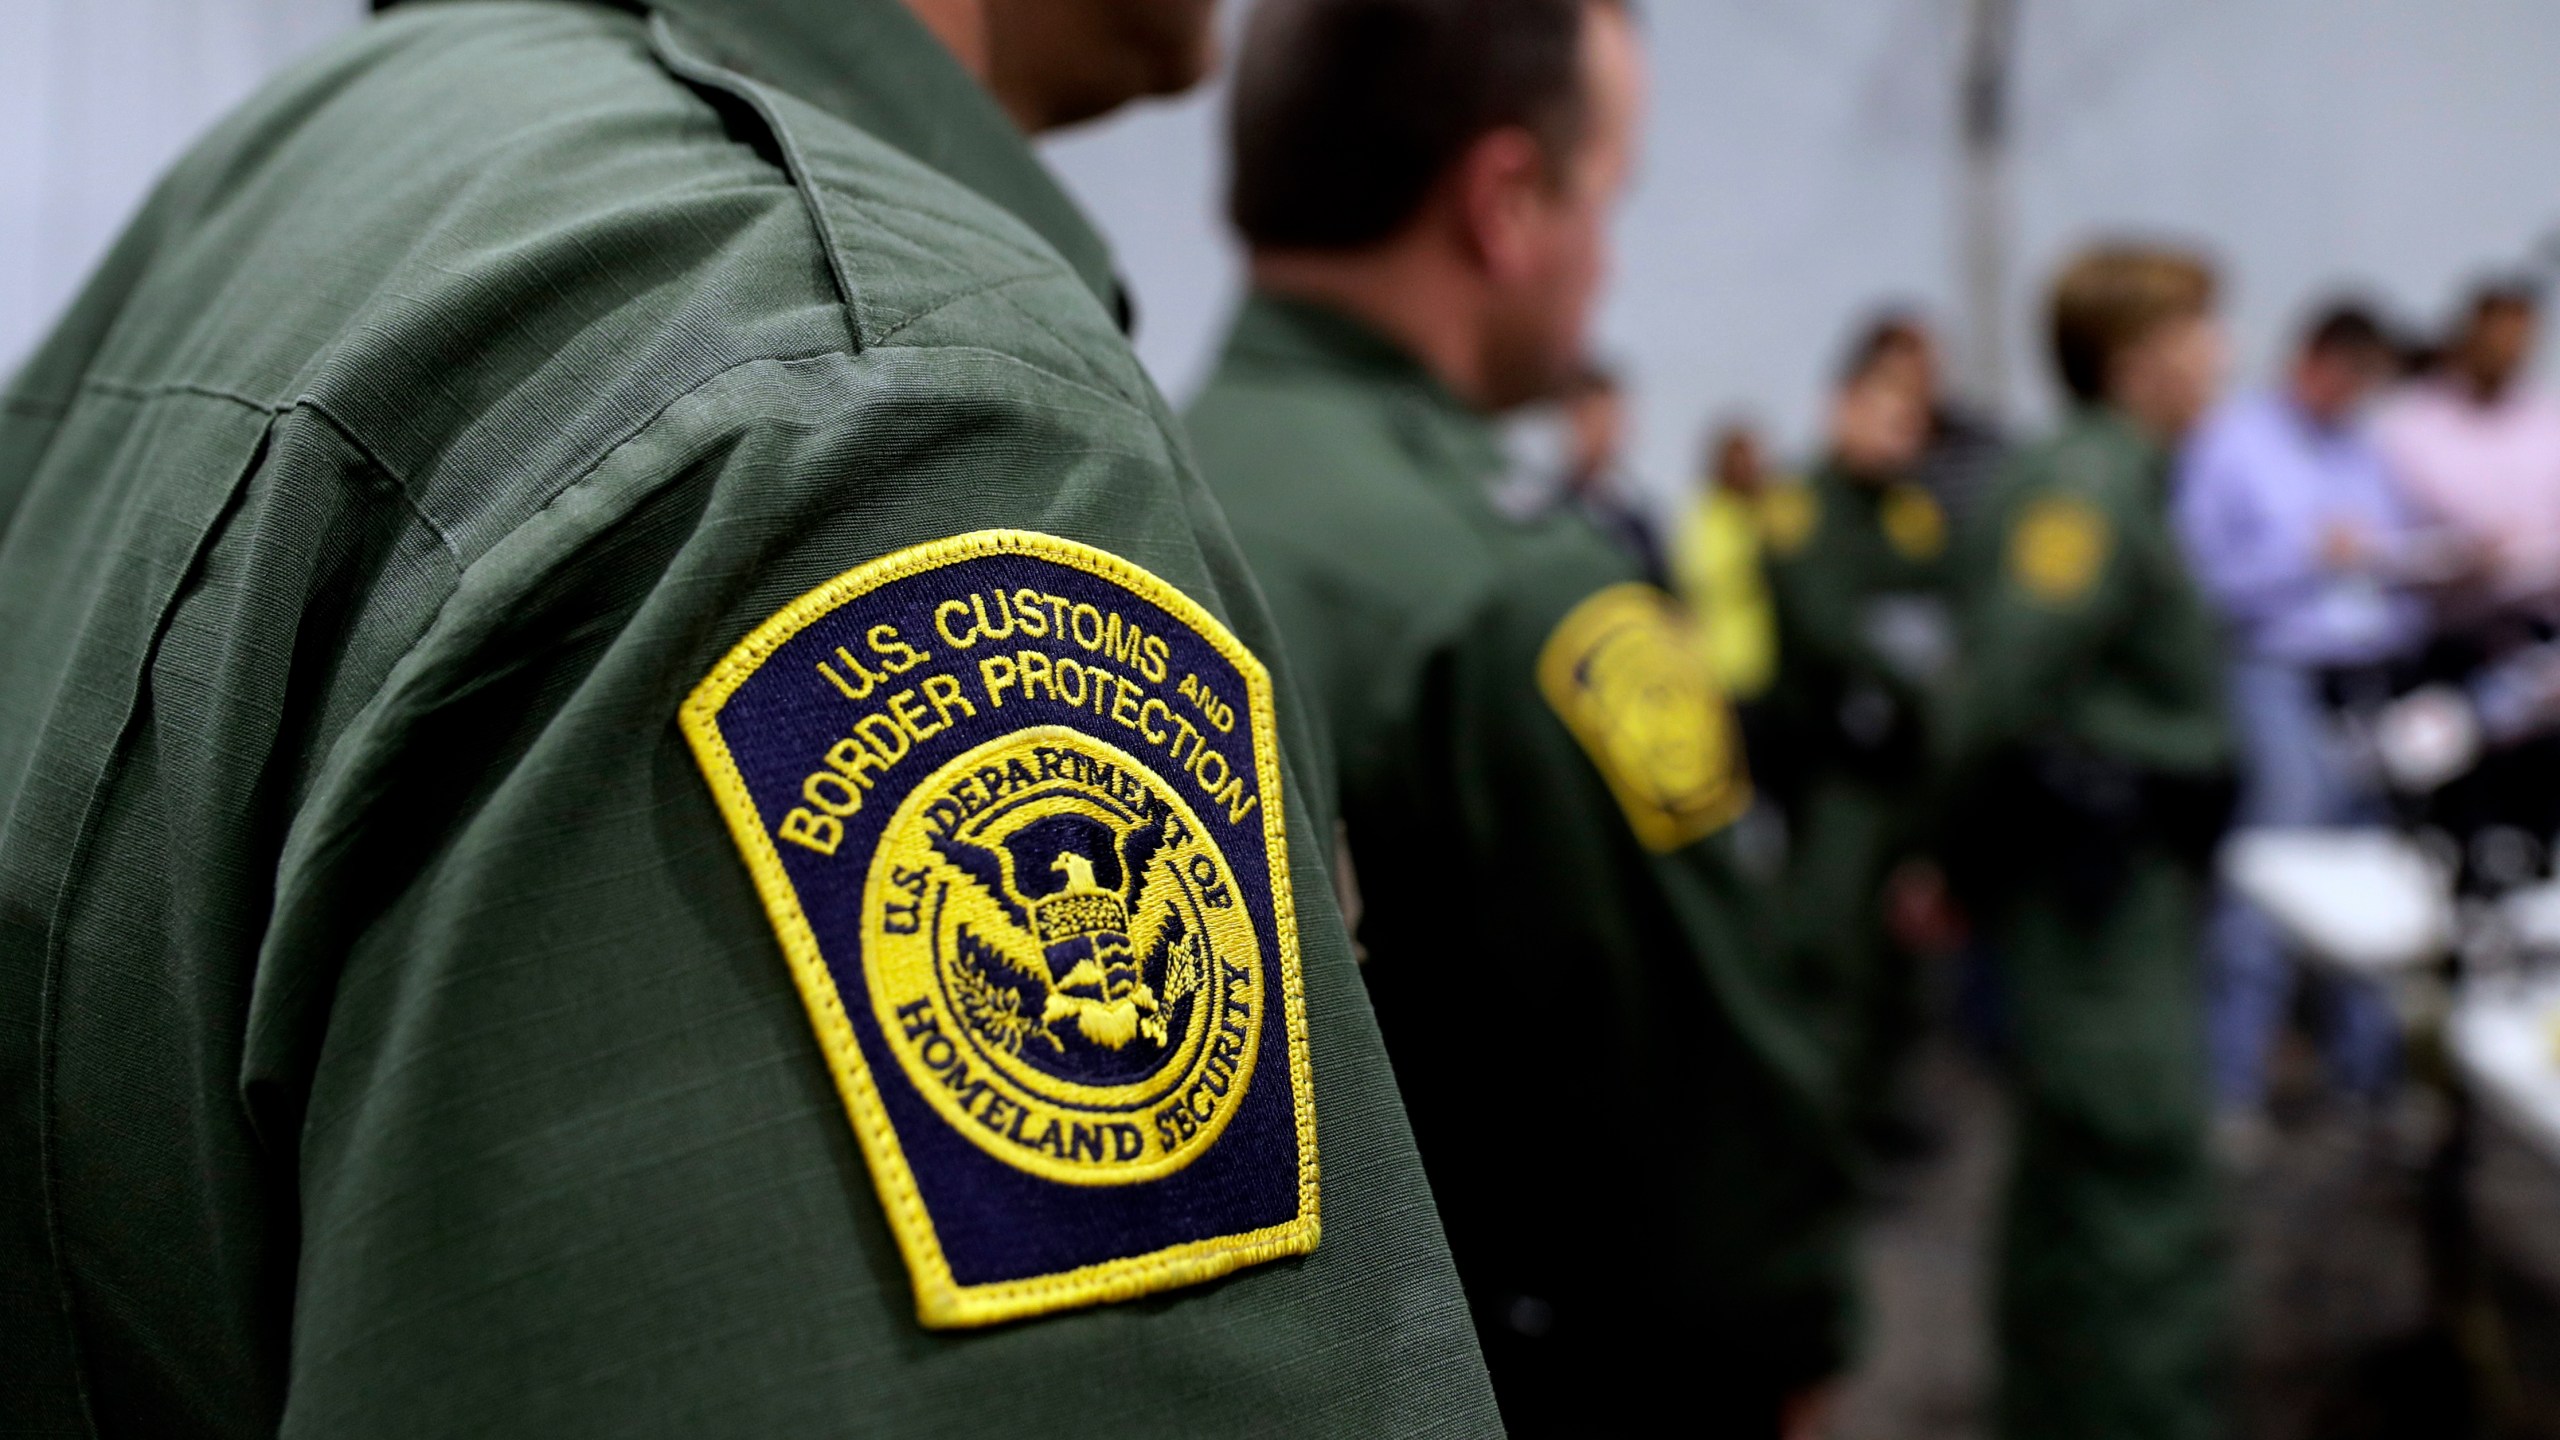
{"left": 298, "top": 397, "right": 464, "bottom": 566}
{"left": 41, "top": 378, "right": 471, "bottom": 570}
{"left": 870, "top": 269, "right": 1062, "bottom": 347}
{"left": 63, "top": 374, "right": 288, "bottom": 415}
{"left": 647, "top": 13, "right": 869, "bottom": 344}
{"left": 767, "top": 135, "right": 1141, "bottom": 408}
{"left": 643, "top": 16, "right": 1142, "bottom": 412}
{"left": 500, "top": 341, "right": 1162, "bottom": 573}
{"left": 901, "top": 342, "right": 1161, "bottom": 430}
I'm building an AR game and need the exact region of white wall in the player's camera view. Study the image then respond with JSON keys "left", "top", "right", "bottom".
{"left": 11, "top": 0, "right": 2555, "bottom": 511}
{"left": 0, "top": 0, "right": 364, "bottom": 375}
{"left": 1044, "top": 0, "right": 2560, "bottom": 509}
{"left": 2011, "top": 0, "right": 2560, "bottom": 412}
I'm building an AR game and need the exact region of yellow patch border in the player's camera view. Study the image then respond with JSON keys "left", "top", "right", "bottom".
{"left": 1537, "top": 582, "right": 1754, "bottom": 853}
{"left": 2006, "top": 493, "right": 2112, "bottom": 607}
{"left": 678, "top": 529, "right": 1319, "bottom": 1329}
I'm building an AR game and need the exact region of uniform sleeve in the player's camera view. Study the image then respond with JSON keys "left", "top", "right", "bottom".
{"left": 1452, "top": 564, "right": 1854, "bottom": 1393}
{"left": 1765, "top": 499, "right": 1874, "bottom": 690}
{"left": 1942, "top": 461, "right": 2139, "bottom": 769}
{"left": 244, "top": 349, "right": 1497, "bottom": 1438}
{"left": 1766, "top": 482, "right": 1946, "bottom": 717}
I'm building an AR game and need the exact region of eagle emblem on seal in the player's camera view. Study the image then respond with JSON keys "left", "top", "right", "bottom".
{"left": 931, "top": 804, "right": 1207, "bottom": 1067}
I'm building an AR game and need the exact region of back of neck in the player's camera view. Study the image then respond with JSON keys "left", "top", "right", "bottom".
{"left": 1250, "top": 248, "right": 1489, "bottom": 408}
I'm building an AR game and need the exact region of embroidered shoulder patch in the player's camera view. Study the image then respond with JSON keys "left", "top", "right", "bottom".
{"left": 2006, "top": 494, "right": 2112, "bottom": 606}
{"left": 1537, "top": 583, "right": 1753, "bottom": 852}
{"left": 1758, "top": 481, "right": 1820, "bottom": 556}
{"left": 680, "top": 530, "right": 1317, "bottom": 1328}
{"left": 1881, "top": 483, "right": 1947, "bottom": 562}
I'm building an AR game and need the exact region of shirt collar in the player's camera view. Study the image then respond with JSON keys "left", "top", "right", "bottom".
{"left": 646, "top": 0, "right": 1124, "bottom": 320}
{"left": 2065, "top": 404, "right": 2173, "bottom": 497}
{"left": 1218, "top": 291, "right": 1504, "bottom": 474}
{"left": 1228, "top": 292, "right": 1505, "bottom": 481}
{"left": 1813, "top": 457, "right": 1890, "bottom": 504}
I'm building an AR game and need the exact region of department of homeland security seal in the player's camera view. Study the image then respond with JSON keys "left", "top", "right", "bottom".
{"left": 1537, "top": 582, "right": 1752, "bottom": 853}
{"left": 868, "top": 726, "right": 1263, "bottom": 1184}
{"left": 680, "top": 531, "right": 1316, "bottom": 1328}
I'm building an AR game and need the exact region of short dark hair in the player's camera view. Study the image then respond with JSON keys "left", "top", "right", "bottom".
{"left": 2298, "top": 300, "right": 2391, "bottom": 359}
{"left": 2048, "top": 244, "right": 2217, "bottom": 403}
{"left": 1702, "top": 418, "right": 1763, "bottom": 482}
{"left": 1227, "top": 0, "right": 1613, "bottom": 250}
{"left": 1836, "top": 310, "right": 1929, "bottom": 388}
{"left": 2466, "top": 276, "right": 2543, "bottom": 323}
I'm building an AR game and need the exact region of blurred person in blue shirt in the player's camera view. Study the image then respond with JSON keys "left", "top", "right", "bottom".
{"left": 2174, "top": 301, "right": 2424, "bottom": 1131}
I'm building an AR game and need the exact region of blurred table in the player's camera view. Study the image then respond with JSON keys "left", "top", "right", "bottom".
{"left": 2221, "top": 827, "right": 2456, "bottom": 977}
{"left": 2227, "top": 826, "right": 2560, "bottom": 1404}
{"left": 2452, "top": 976, "right": 2560, "bottom": 1166}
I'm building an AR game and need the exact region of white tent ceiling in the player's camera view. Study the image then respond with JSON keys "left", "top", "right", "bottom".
{"left": 8, "top": 0, "right": 2555, "bottom": 517}
{"left": 1044, "top": 0, "right": 2560, "bottom": 503}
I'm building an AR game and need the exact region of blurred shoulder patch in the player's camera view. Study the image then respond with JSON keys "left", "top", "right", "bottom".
{"left": 1758, "top": 481, "right": 1821, "bottom": 556}
{"left": 680, "top": 530, "right": 1316, "bottom": 1329}
{"left": 2006, "top": 494, "right": 2111, "bottom": 606}
{"left": 1881, "top": 483, "right": 1947, "bottom": 562}
{"left": 1537, "top": 583, "right": 1752, "bottom": 852}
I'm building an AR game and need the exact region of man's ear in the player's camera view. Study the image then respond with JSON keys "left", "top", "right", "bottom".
{"left": 1450, "top": 127, "right": 1553, "bottom": 282}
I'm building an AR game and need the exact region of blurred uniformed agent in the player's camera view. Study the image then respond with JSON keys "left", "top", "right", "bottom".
{"left": 1852, "top": 313, "right": 2010, "bottom": 532}
{"left": 1759, "top": 330, "right": 1950, "bottom": 1158}
{"left": 1184, "top": 1, "right": 1852, "bottom": 1433}
{"left": 1941, "top": 245, "right": 2235, "bottom": 1440}
{"left": 0, "top": 0, "right": 1504, "bottom": 1434}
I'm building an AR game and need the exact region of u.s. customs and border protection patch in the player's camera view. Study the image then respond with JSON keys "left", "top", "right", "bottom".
{"left": 1537, "top": 583, "right": 1752, "bottom": 853}
{"left": 1881, "top": 482, "right": 1947, "bottom": 562}
{"left": 679, "top": 530, "right": 1317, "bottom": 1328}
{"left": 2007, "top": 493, "right": 2112, "bottom": 606}
{"left": 1758, "top": 481, "right": 1820, "bottom": 556}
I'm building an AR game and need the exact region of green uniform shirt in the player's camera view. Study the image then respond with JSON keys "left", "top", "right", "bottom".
{"left": 1945, "top": 409, "right": 2228, "bottom": 777}
{"left": 1763, "top": 463, "right": 1952, "bottom": 790}
{"left": 0, "top": 3, "right": 1496, "bottom": 1435}
{"left": 1185, "top": 294, "right": 1849, "bottom": 1421}
{"left": 1760, "top": 464, "right": 1952, "bottom": 1105}
{"left": 1940, "top": 412, "right": 2233, "bottom": 1438}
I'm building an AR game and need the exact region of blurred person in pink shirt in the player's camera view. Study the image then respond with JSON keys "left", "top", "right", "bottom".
{"left": 2374, "top": 280, "right": 2560, "bottom": 612}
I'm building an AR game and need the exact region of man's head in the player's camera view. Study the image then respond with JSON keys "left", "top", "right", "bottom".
{"left": 1828, "top": 377, "right": 1928, "bottom": 483}
{"left": 2049, "top": 243, "right": 2224, "bottom": 441}
{"left": 1230, "top": 0, "right": 1645, "bottom": 410}
{"left": 1837, "top": 311, "right": 1941, "bottom": 417}
{"left": 903, "top": 0, "right": 1219, "bottom": 132}
{"left": 1704, "top": 421, "right": 1765, "bottom": 498}
{"left": 2451, "top": 279, "right": 2541, "bottom": 403}
{"left": 1560, "top": 361, "right": 1627, "bottom": 492}
{"left": 2288, "top": 301, "right": 2395, "bottom": 426}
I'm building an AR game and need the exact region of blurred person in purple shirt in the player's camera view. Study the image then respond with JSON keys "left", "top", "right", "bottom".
{"left": 2175, "top": 302, "right": 2421, "bottom": 1130}
{"left": 2375, "top": 280, "right": 2560, "bottom": 614}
